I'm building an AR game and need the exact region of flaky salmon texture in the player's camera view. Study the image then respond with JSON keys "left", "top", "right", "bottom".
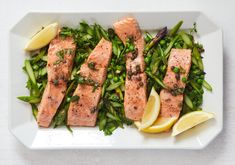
{"left": 114, "top": 17, "right": 147, "bottom": 121}
{"left": 37, "top": 34, "right": 76, "bottom": 127}
{"left": 160, "top": 49, "right": 192, "bottom": 119}
{"left": 67, "top": 38, "right": 112, "bottom": 126}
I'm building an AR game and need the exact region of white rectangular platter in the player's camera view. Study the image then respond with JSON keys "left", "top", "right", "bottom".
{"left": 9, "top": 11, "right": 223, "bottom": 149}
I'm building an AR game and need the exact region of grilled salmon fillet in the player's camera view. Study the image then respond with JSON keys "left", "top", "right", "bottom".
{"left": 114, "top": 17, "right": 147, "bottom": 120}
{"left": 37, "top": 35, "right": 76, "bottom": 127}
{"left": 67, "top": 38, "right": 112, "bottom": 126}
{"left": 160, "top": 49, "right": 192, "bottom": 118}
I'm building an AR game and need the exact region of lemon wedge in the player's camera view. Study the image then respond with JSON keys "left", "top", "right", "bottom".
{"left": 24, "top": 22, "right": 59, "bottom": 51}
{"left": 172, "top": 111, "right": 215, "bottom": 136}
{"left": 138, "top": 87, "right": 160, "bottom": 130}
{"left": 135, "top": 117, "right": 177, "bottom": 133}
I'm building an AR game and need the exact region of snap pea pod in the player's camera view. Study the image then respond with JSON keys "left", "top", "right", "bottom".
{"left": 17, "top": 96, "right": 41, "bottom": 104}
{"left": 149, "top": 51, "right": 161, "bottom": 74}
{"left": 164, "top": 35, "right": 179, "bottom": 56}
{"left": 31, "top": 104, "right": 38, "bottom": 120}
{"left": 179, "top": 31, "right": 193, "bottom": 48}
{"left": 98, "top": 112, "right": 107, "bottom": 131}
{"left": 115, "top": 87, "right": 124, "bottom": 100}
{"left": 110, "top": 101, "right": 123, "bottom": 108}
{"left": 192, "top": 56, "right": 198, "bottom": 66}
{"left": 184, "top": 94, "right": 194, "bottom": 109}
{"left": 25, "top": 60, "right": 37, "bottom": 85}
{"left": 42, "top": 56, "right": 48, "bottom": 62}
{"left": 193, "top": 47, "right": 204, "bottom": 70}
{"left": 169, "top": 20, "right": 183, "bottom": 36}
{"left": 202, "top": 80, "right": 213, "bottom": 91}
{"left": 158, "top": 44, "right": 168, "bottom": 65}
{"left": 145, "top": 71, "right": 166, "bottom": 89}
{"left": 31, "top": 49, "right": 47, "bottom": 63}
{"left": 144, "top": 32, "right": 153, "bottom": 42}
{"left": 106, "top": 112, "right": 121, "bottom": 121}
{"left": 106, "top": 82, "right": 123, "bottom": 91}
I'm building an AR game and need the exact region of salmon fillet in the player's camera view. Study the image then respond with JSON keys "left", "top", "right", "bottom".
{"left": 67, "top": 84, "right": 102, "bottom": 126}
{"left": 114, "top": 17, "right": 147, "bottom": 120}
{"left": 37, "top": 35, "right": 76, "bottom": 127}
{"left": 79, "top": 38, "right": 112, "bottom": 84}
{"left": 67, "top": 38, "right": 112, "bottom": 126}
{"left": 160, "top": 49, "right": 192, "bottom": 118}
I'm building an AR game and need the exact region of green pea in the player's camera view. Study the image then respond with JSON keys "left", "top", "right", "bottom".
{"left": 182, "top": 77, "right": 187, "bottom": 83}
{"left": 129, "top": 45, "right": 134, "bottom": 51}
{"left": 160, "top": 40, "right": 166, "bottom": 45}
{"left": 173, "top": 67, "right": 179, "bottom": 73}
{"left": 113, "top": 76, "right": 119, "bottom": 82}
{"left": 197, "top": 79, "right": 203, "bottom": 84}
{"left": 33, "top": 65, "right": 39, "bottom": 70}
{"left": 146, "top": 67, "right": 151, "bottom": 72}
{"left": 144, "top": 57, "right": 150, "bottom": 63}
{"left": 66, "top": 97, "right": 71, "bottom": 102}
{"left": 200, "top": 75, "right": 205, "bottom": 79}
{"left": 160, "top": 65, "right": 166, "bottom": 72}
{"left": 122, "top": 73, "right": 126, "bottom": 78}
{"left": 108, "top": 74, "right": 113, "bottom": 79}
{"left": 116, "top": 65, "right": 122, "bottom": 71}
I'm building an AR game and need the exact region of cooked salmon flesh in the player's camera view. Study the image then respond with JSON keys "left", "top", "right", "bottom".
{"left": 160, "top": 49, "right": 192, "bottom": 118}
{"left": 67, "top": 38, "right": 112, "bottom": 126}
{"left": 114, "top": 17, "right": 147, "bottom": 121}
{"left": 37, "top": 35, "right": 76, "bottom": 127}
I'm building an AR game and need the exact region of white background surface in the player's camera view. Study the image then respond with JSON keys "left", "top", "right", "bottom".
{"left": 0, "top": 0, "right": 234, "bottom": 164}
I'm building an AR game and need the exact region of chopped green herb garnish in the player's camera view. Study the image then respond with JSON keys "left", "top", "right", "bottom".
{"left": 88, "top": 62, "right": 98, "bottom": 70}
{"left": 54, "top": 49, "right": 74, "bottom": 65}
{"left": 172, "top": 66, "right": 180, "bottom": 73}
{"left": 70, "top": 95, "right": 80, "bottom": 102}
{"left": 190, "top": 22, "right": 197, "bottom": 34}
{"left": 52, "top": 79, "right": 59, "bottom": 86}
{"left": 182, "top": 77, "right": 187, "bottom": 83}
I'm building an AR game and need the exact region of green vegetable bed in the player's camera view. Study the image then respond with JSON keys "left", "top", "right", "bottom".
{"left": 18, "top": 21, "right": 212, "bottom": 135}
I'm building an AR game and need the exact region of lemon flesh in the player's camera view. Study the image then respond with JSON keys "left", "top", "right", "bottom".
{"left": 135, "top": 117, "right": 177, "bottom": 133}
{"left": 24, "top": 22, "right": 59, "bottom": 51}
{"left": 139, "top": 87, "right": 160, "bottom": 130}
{"left": 172, "top": 111, "right": 214, "bottom": 136}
